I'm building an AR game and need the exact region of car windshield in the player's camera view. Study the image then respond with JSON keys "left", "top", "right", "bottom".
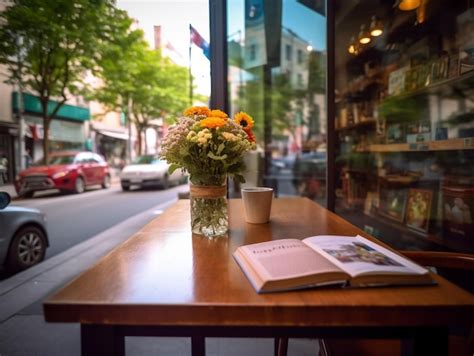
{"left": 132, "top": 155, "right": 157, "bottom": 164}
{"left": 33, "top": 155, "right": 75, "bottom": 166}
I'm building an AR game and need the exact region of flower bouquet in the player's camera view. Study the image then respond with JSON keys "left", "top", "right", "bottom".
{"left": 160, "top": 106, "right": 256, "bottom": 238}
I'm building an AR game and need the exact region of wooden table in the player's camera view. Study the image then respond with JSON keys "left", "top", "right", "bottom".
{"left": 43, "top": 198, "right": 474, "bottom": 356}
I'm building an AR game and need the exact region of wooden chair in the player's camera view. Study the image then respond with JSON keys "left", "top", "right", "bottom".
{"left": 276, "top": 250, "right": 474, "bottom": 356}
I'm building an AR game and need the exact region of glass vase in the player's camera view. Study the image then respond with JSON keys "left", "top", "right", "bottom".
{"left": 189, "top": 177, "right": 228, "bottom": 239}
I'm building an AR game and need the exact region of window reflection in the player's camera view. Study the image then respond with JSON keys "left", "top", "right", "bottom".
{"left": 334, "top": 0, "right": 474, "bottom": 252}
{"left": 227, "top": 0, "right": 327, "bottom": 205}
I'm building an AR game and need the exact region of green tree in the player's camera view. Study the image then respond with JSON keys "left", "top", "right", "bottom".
{"left": 93, "top": 20, "right": 189, "bottom": 157}
{"left": 234, "top": 71, "right": 302, "bottom": 143}
{"left": 129, "top": 49, "right": 189, "bottom": 155}
{"left": 91, "top": 15, "right": 147, "bottom": 159}
{"left": 0, "top": 0, "right": 117, "bottom": 164}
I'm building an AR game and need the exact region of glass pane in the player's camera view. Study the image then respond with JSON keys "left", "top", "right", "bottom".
{"left": 334, "top": 1, "right": 474, "bottom": 252}
{"left": 227, "top": 0, "right": 327, "bottom": 205}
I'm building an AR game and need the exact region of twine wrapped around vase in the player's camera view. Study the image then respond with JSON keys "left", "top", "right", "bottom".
{"left": 189, "top": 184, "right": 227, "bottom": 199}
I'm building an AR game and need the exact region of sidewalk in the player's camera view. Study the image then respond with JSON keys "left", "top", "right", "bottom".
{"left": 0, "top": 186, "right": 317, "bottom": 355}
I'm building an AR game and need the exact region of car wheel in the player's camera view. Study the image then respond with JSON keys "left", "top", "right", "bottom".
{"left": 102, "top": 174, "right": 111, "bottom": 189}
{"left": 74, "top": 176, "right": 85, "bottom": 194}
{"left": 121, "top": 183, "right": 130, "bottom": 191}
{"left": 7, "top": 226, "right": 47, "bottom": 272}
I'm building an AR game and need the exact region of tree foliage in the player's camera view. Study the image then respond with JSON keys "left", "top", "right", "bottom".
{"left": 0, "top": 0, "right": 118, "bottom": 163}
{"left": 92, "top": 17, "right": 189, "bottom": 156}
{"left": 234, "top": 70, "right": 302, "bottom": 143}
{"left": 130, "top": 49, "right": 189, "bottom": 154}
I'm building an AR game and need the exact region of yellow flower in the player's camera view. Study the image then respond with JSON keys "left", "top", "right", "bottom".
{"left": 200, "top": 117, "right": 227, "bottom": 129}
{"left": 184, "top": 106, "right": 210, "bottom": 117}
{"left": 234, "top": 112, "right": 254, "bottom": 129}
{"left": 208, "top": 109, "right": 228, "bottom": 119}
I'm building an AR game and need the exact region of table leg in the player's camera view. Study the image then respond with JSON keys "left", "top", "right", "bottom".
{"left": 274, "top": 337, "right": 288, "bottom": 356}
{"left": 402, "top": 327, "right": 448, "bottom": 356}
{"left": 191, "top": 335, "right": 205, "bottom": 356}
{"left": 81, "top": 324, "right": 124, "bottom": 356}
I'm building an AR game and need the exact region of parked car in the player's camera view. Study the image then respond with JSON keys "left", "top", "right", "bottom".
{"left": 15, "top": 151, "right": 111, "bottom": 198}
{"left": 271, "top": 152, "right": 327, "bottom": 174}
{"left": 0, "top": 192, "right": 49, "bottom": 272}
{"left": 120, "top": 155, "right": 186, "bottom": 191}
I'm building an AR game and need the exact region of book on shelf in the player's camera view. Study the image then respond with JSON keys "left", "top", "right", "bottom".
{"left": 233, "top": 235, "right": 434, "bottom": 293}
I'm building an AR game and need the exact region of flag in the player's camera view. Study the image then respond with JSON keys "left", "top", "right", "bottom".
{"left": 190, "top": 24, "right": 210, "bottom": 60}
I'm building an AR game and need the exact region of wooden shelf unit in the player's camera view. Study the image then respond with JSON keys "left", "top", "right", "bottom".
{"left": 368, "top": 138, "right": 474, "bottom": 152}
{"left": 383, "top": 70, "right": 474, "bottom": 101}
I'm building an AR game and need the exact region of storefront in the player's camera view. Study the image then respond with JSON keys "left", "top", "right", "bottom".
{"left": 90, "top": 121, "right": 129, "bottom": 169}
{"left": 12, "top": 92, "right": 89, "bottom": 163}
{"left": 0, "top": 121, "right": 18, "bottom": 184}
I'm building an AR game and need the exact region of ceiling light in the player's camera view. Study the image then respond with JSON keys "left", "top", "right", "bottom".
{"left": 398, "top": 0, "right": 421, "bottom": 11}
{"left": 358, "top": 25, "right": 371, "bottom": 44}
{"left": 348, "top": 36, "right": 356, "bottom": 54}
{"left": 370, "top": 16, "right": 383, "bottom": 37}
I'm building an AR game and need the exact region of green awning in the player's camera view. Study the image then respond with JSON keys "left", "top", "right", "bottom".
{"left": 12, "top": 92, "right": 90, "bottom": 122}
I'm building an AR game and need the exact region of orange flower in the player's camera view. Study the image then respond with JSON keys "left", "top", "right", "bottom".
{"left": 200, "top": 117, "right": 227, "bottom": 129}
{"left": 208, "top": 109, "right": 228, "bottom": 119}
{"left": 184, "top": 106, "right": 210, "bottom": 117}
{"left": 234, "top": 112, "right": 254, "bottom": 129}
{"left": 244, "top": 128, "right": 256, "bottom": 143}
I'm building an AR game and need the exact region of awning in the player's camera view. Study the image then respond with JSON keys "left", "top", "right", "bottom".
{"left": 97, "top": 129, "right": 130, "bottom": 140}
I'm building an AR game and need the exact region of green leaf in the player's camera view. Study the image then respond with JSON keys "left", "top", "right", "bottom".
{"left": 234, "top": 174, "right": 246, "bottom": 183}
{"left": 207, "top": 152, "right": 228, "bottom": 161}
{"left": 168, "top": 163, "right": 180, "bottom": 174}
{"left": 217, "top": 143, "right": 225, "bottom": 155}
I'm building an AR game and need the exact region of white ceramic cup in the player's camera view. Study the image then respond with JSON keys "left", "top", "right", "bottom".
{"left": 241, "top": 187, "right": 273, "bottom": 224}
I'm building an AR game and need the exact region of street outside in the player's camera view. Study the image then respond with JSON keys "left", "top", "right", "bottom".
{"left": 0, "top": 181, "right": 189, "bottom": 280}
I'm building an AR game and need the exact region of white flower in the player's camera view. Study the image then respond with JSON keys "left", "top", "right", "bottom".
{"left": 222, "top": 132, "right": 238, "bottom": 141}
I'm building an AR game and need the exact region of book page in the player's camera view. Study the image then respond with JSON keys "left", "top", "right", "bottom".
{"left": 303, "top": 235, "right": 428, "bottom": 278}
{"left": 240, "top": 239, "right": 343, "bottom": 281}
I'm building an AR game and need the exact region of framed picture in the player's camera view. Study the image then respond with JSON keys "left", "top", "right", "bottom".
{"left": 405, "top": 189, "right": 433, "bottom": 233}
{"left": 388, "top": 66, "right": 408, "bottom": 96}
{"left": 379, "top": 186, "right": 408, "bottom": 222}
{"left": 386, "top": 123, "right": 405, "bottom": 143}
{"left": 406, "top": 123, "right": 419, "bottom": 135}
{"left": 419, "top": 120, "right": 431, "bottom": 133}
{"left": 364, "top": 191, "right": 379, "bottom": 216}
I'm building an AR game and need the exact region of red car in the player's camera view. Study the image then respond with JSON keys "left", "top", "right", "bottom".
{"left": 15, "top": 151, "right": 111, "bottom": 198}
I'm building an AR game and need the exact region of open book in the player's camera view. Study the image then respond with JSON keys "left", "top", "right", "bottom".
{"left": 233, "top": 235, "right": 434, "bottom": 293}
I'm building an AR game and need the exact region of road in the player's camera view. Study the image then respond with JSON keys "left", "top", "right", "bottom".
{"left": 9, "top": 183, "right": 189, "bottom": 260}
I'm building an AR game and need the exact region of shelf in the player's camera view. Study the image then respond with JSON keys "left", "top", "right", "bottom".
{"left": 385, "top": 70, "right": 474, "bottom": 101}
{"left": 426, "top": 235, "right": 474, "bottom": 254}
{"left": 368, "top": 138, "right": 474, "bottom": 152}
{"left": 336, "top": 118, "right": 376, "bottom": 131}
{"left": 364, "top": 212, "right": 474, "bottom": 253}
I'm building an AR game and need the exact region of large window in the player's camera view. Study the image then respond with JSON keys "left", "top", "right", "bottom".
{"left": 334, "top": 0, "right": 474, "bottom": 252}
{"left": 226, "top": 0, "right": 327, "bottom": 204}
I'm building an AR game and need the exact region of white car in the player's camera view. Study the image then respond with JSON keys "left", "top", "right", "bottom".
{"left": 120, "top": 155, "right": 186, "bottom": 191}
